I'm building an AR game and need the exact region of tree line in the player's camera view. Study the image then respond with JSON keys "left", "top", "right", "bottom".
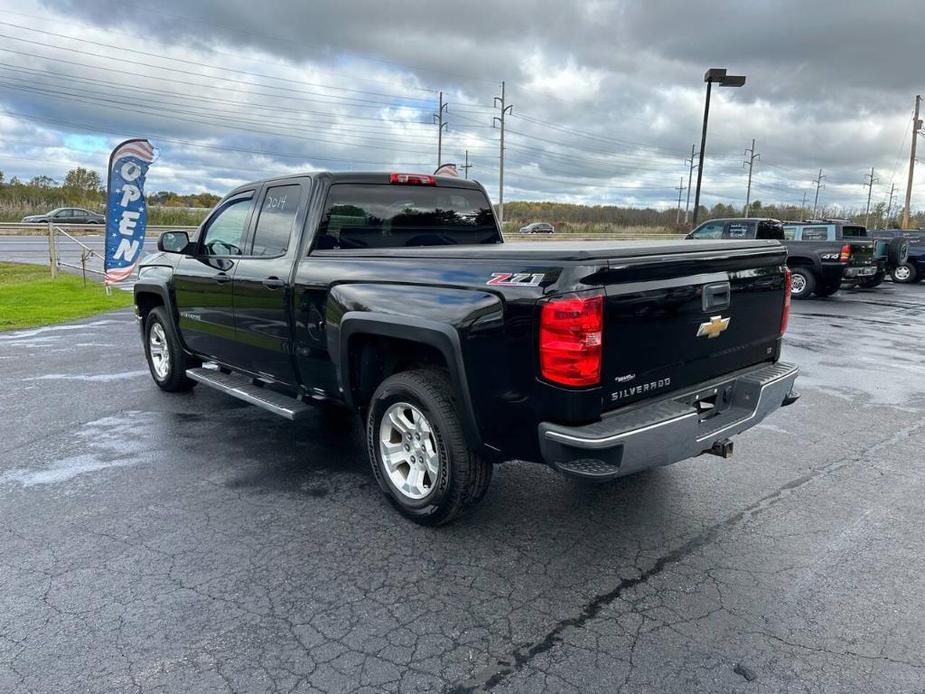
{"left": 0, "top": 168, "right": 220, "bottom": 223}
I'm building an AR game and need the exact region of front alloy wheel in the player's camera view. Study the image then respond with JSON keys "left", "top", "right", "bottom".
{"left": 148, "top": 322, "right": 171, "bottom": 381}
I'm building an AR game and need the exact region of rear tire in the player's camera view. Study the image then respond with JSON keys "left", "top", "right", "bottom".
{"left": 143, "top": 307, "right": 197, "bottom": 392}
{"left": 366, "top": 369, "right": 492, "bottom": 526}
{"left": 891, "top": 263, "right": 918, "bottom": 284}
{"left": 789, "top": 267, "right": 815, "bottom": 299}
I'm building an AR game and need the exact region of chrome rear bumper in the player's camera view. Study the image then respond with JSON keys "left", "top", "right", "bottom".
{"left": 539, "top": 362, "right": 799, "bottom": 480}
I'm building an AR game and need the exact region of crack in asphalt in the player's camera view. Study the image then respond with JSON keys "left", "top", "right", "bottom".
{"left": 446, "top": 420, "right": 925, "bottom": 693}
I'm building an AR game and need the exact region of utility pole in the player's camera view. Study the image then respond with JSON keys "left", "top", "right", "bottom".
{"left": 461, "top": 149, "right": 472, "bottom": 179}
{"left": 493, "top": 81, "right": 513, "bottom": 225}
{"left": 800, "top": 191, "right": 808, "bottom": 220}
{"left": 886, "top": 182, "right": 897, "bottom": 224}
{"left": 863, "top": 167, "right": 879, "bottom": 228}
{"left": 433, "top": 91, "right": 448, "bottom": 168}
{"left": 684, "top": 144, "right": 698, "bottom": 225}
{"left": 811, "top": 169, "right": 826, "bottom": 219}
{"left": 675, "top": 178, "right": 686, "bottom": 224}
{"left": 743, "top": 138, "right": 759, "bottom": 216}
{"left": 901, "top": 95, "right": 922, "bottom": 229}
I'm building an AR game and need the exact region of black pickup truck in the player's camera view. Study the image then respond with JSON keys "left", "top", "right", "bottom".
{"left": 135, "top": 172, "right": 799, "bottom": 525}
{"left": 687, "top": 218, "right": 877, "bottom": 299}
{"left": 782, "top": 220, "right": 908, "bottom": 289}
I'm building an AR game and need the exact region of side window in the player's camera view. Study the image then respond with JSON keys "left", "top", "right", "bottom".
{"left": 724, "top": 221, "right": 755, "bottom": 239}
{"left": 251, "top": 184, "right": 301, "bottom": 256}
{"left": 782, "top": 226, "right": 797, "bottom": 240}
{"left": 801, "top": 226, "right": 828, "bottom": 241}
{"left": 690, "top": 222, "right": 724, "bottom": 239}
{"left": 53, "top": 209, "right": 69, "bottom": 218}
{"left": 201, "top": 196, "right": 254, "bottom": 256}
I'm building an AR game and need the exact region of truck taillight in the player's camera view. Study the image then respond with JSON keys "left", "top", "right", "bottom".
{"left": 840, "top": 243, "right": 851, "bottom": 262}
{"left": 781, "top": 268, "right": 792, "bottom": 335}
{"left": 539, "top": 293, "right": 603, "bottom": 387}
{"left": 389, "top": 173, "right": 436, "bottom": 185}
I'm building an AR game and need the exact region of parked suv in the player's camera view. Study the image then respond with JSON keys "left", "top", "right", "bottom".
{"left": 867, "top": 229, "right": 924, "bottom": 283}
{"left": 21, "top": 207, "right": 105, "bottom": 224}
{"left": 519, "top": 222, "right": 555, "bottom": 234}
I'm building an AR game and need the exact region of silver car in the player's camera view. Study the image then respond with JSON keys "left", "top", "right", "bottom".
{"left": 519, "top": 222, "right": 555, "bottom": 234}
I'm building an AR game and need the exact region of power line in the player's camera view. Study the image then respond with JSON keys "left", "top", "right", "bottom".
{"left": 0, "top": 39, "right": 435, "bottom": 112}
{"left": 0, "top": 20, "right": 439, "bottom": 102}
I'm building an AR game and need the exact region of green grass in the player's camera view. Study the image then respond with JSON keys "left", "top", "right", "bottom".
{"left": 0, "top": 262, "right": 133, "bottom": 331}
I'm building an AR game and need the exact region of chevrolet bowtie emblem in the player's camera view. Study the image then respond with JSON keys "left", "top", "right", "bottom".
{"left": 697, "top": 315, "right": 730, "bottom": 339}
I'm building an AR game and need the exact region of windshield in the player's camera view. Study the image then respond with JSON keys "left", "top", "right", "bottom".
{"left": 314, "top": 184, "right": 501, "bottom": 250}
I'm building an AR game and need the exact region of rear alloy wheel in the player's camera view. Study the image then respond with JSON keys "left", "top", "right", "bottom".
{"left": 891, "top": 263, "right": 917, "bottom": 284}
{"left": 367, "top": 369, "right": 492, "bottom": 525}
{"left": 144, "top": 307, "right": 197, "bottom": 392}
{"left": 789, "top": 267, "right": 815, "bottom": 299}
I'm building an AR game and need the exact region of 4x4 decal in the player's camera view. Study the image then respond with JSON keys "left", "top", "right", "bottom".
{"left": 486, "top": 272, "right": 545, "bottom": 287}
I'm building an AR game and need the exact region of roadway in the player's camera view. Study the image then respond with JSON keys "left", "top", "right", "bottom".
{"left": 1, "top": 259, "right": 924, "bottom": 693}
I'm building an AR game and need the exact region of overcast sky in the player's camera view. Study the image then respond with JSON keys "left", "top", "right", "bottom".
{"left": 0, "top": 0, "right": 922, "bottom": 212}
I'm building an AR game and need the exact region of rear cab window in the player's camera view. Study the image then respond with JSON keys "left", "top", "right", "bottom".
{"left": 312, "top": 183, "right": 501, "bottom": 251}
{"left": 841, "top": 226, "right": 867, "bottom": 238}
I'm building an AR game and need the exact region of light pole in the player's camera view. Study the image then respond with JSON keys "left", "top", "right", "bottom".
{"left": 691, "top": 68, "right": 746, "bottom": 227}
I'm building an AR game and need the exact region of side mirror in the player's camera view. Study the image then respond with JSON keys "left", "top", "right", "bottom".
{"left": 157, "top": 231, "right": 192, "bottom": 254}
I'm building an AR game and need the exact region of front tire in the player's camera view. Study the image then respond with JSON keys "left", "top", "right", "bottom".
{"left": 891, "top": 263, "right": 918, "bottom": 284}
{"left": 143, "top": 306, "right": 197, "bottom": 392}
{"left": 367, "top": 369, "right": 492, "bottom": 526}
{"left": 789, "top": 267, "right": 815, "bottom": 299}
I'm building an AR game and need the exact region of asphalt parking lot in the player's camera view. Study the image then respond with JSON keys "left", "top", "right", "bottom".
{"left": 2, "top": 282, "right": 925, "bottom": 693}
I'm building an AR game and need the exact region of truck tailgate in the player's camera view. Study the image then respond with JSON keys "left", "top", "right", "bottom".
{"left": 600, "top": 245, "right": 787, "bottom": 411}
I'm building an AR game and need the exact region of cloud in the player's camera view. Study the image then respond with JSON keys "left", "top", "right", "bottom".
{"left": 0, "top": 0, "right": 917, "bottom": 212}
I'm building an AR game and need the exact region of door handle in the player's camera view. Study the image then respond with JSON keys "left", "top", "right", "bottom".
{"left": 214, "top": 272, "right": 231, "bottom": 284}
{"left": 262, "top": 276, "right": 285, "bottom": 289}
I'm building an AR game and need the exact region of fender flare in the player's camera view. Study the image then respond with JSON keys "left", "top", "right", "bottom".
{"left": 335, "top": 312, "right": 481, "bottom": 448}
{"left": 133, "top": 280, "right": 180, "bottom": 339}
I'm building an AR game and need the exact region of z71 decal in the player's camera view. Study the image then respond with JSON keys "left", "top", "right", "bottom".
{"left": 486, "top": 272, "right": 545, "bottom": 287}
